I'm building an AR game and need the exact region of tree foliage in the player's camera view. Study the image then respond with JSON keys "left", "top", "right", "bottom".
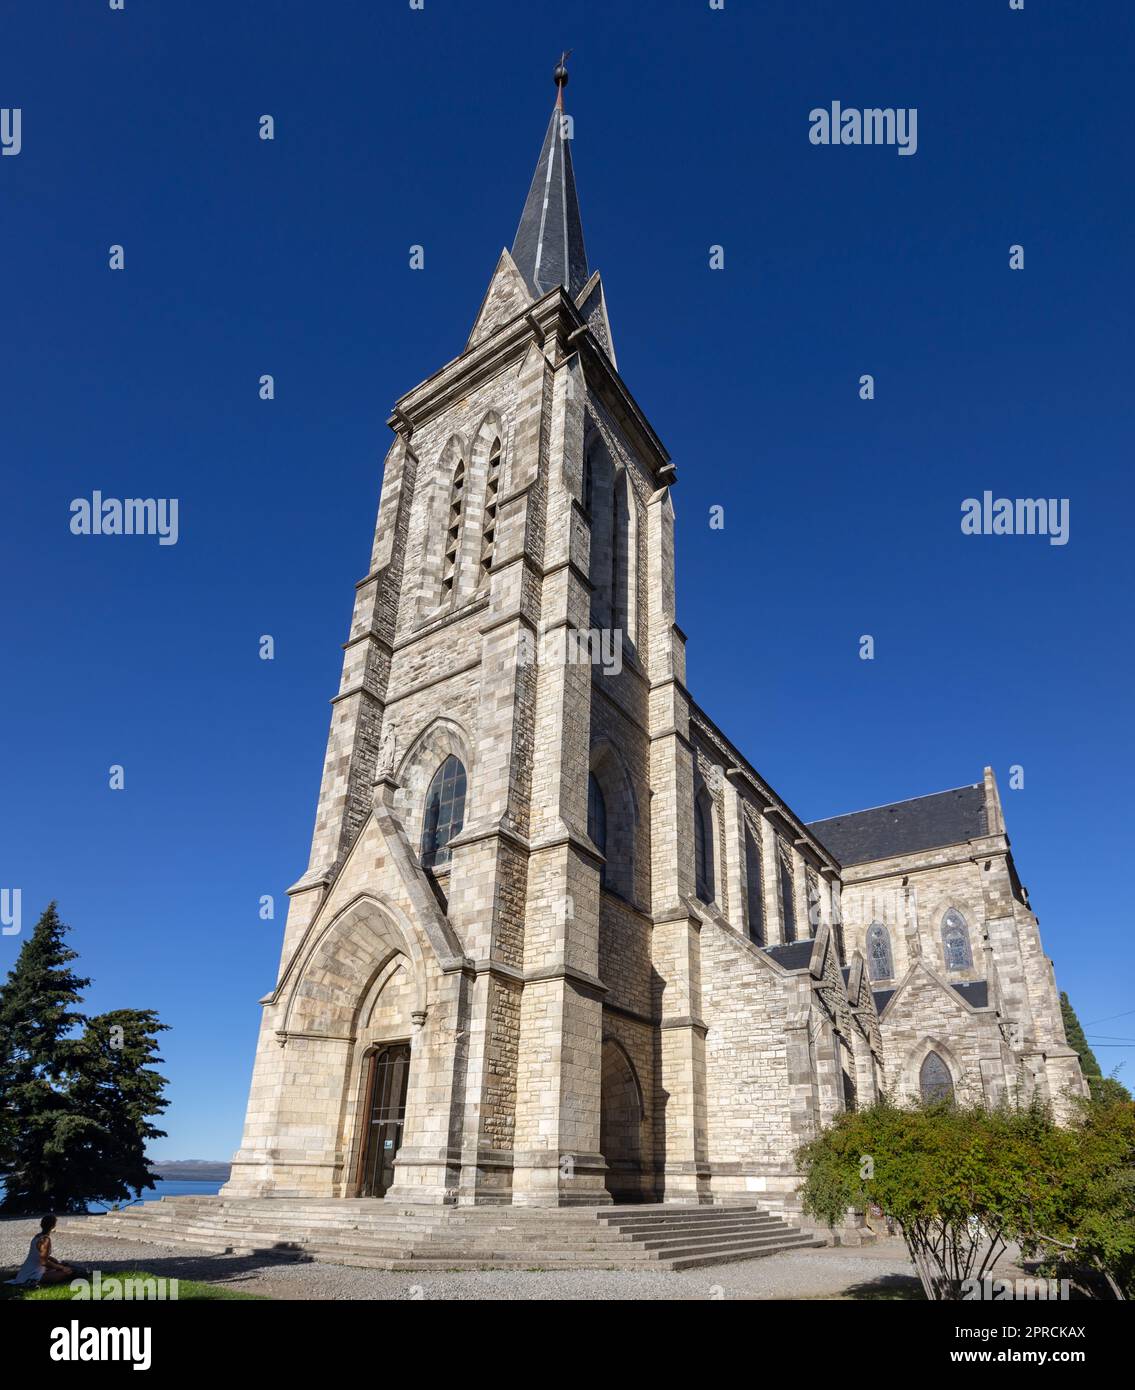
{"left": 796, "top": 1094, "right": 1135, "bottom": 1300}
{"left": 0, "top": 904, "right": 168, "bottom": 1214}
{"left": 1060, "top": 990, "right": 1131, "bottom": 1104}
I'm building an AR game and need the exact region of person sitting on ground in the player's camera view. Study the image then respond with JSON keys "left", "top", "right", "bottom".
{"left": 7, "top": 1214, "right": 74, "bottom": 1287}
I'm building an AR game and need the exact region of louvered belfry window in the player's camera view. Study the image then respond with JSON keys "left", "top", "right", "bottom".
{"left": 478, "top": 440, "right": 501, "bottom": 587}
{"left": 442, "top": 459, "right": 465, "bottom": 597}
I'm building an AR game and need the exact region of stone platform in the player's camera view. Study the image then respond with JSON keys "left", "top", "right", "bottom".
{"left": 61, "top": 1198, "right": 825, "bottom": 1272}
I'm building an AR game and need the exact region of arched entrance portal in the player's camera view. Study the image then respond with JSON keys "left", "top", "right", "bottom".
{"left": 600, "top": 1038, "right": 646, "bottom": 1202}
{"left": 358, "top": 1043, "right": 411, "bottom": 1197}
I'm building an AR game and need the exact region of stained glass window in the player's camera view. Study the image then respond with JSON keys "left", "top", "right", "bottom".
{"left": 420, "top": 756, "right": 467, "bottom": 868}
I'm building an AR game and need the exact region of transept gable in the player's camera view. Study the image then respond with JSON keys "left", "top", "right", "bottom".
{"left": 877, "top": 956, "right": 990, "bottom": 1025}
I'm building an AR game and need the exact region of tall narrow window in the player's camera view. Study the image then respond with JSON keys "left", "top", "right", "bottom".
{"left": 941, "top": 908, "right": 973, "bottom": 971}
{"left": 611, "top": 476, "right": 624, "bottom": 633}
{"left": 441, "top": 459, "right": 466, "bottom": 597}
{"left": 919, "top": 1051, "right": 954, "bottom": 1104}
{"left": 806, "top": 870, "right": 822, "bottom": 939}
{"left": 477, "top": 439, "right": 501, "bottom": 588}
{"left": 779, "top": 851, "right": 796, "bottom": 943}
{"left": 838, "top": 1038, "right": 857, "bottom": 1112}
{"left": 694, "top": 794, "right": 715, "bottom": 904}
{"left": 588, "top": 772, "right": 607, "bottom": 886}
{"left": 866, "top": 922, "right": 894, "bottom": 981}
{"left": 744, "top": 828, "right": 764, "bottom": 945}
{"left": 582, "top": 446, "right": 594, "bottom": 514}
{"left": 420, "top": 755, "right": 467, "bottom": 868}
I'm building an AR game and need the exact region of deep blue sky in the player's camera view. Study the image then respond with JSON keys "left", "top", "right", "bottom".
{"left": 2, "top": 1, "right": 1132, "bottom": 1159}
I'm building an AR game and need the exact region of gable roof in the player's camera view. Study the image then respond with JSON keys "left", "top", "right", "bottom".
{"left": 873, "top": 976, "right": 990, "bottom": 1020}
{"left": 807, "top": 783, "right": 988, "bottom": 866}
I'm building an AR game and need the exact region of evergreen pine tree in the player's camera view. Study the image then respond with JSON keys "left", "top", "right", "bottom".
{"left": 65, "top": 1010, "right": 169, "bottom": 1208}
{"left": 0, "top": 903, "right": 89, "bottom": 1212}
{"left": 1061, "top": 990, "right": 1132, "bottom": 1104}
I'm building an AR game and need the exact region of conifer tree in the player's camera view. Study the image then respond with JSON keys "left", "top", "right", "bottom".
{"left": 0, "top": 904, "right": 169, "bottom": 1213}
{"left": 64, "top": 1010, "right": 168, "bottom": 1209}
{"left": 1061, "top": 991, "right": 1132, "bottom": 1104}
{"left": 0, "top": 903, "right": 89, "bottom": 1212}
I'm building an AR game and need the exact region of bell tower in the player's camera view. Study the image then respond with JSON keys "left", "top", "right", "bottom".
{"left": 223, "top": 59, "right": 675, "bottom": 1207}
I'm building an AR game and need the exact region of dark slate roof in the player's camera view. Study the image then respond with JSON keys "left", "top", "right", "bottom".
{"left": 807, "top": 784, "right": 987, "bottom": 866}
{"left": 952, "top": 980, "right": 990, "bottom": 1009}
{"left": 763, "top": 940, "right": 815, "bottom": 971}
{"left": 511, "top": 102, "right": 589, "bottom": 301}
{"left": 873, "top": 980, "right": 989, "bottom": 1017}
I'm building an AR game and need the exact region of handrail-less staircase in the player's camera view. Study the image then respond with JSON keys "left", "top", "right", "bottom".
{"left": 61, "top": 1198, "right": 824, "bottom": 1273}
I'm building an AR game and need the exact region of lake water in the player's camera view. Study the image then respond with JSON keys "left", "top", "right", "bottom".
{"left": 89, "top": 1178, "right": 223, "bottom": 1212}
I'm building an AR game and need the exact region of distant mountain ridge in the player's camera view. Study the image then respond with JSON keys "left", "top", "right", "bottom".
{"left": 150, "top": 1160, "right": 231, "bottom": 1181}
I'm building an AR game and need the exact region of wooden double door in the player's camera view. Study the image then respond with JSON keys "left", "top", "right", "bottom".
{"left": 358, "top": 1043, "right": 411, "bottom": 1198}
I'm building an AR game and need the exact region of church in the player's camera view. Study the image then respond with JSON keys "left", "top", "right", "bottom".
{"left": 223, "top": 65, "right": 1085, "bottom": 1215}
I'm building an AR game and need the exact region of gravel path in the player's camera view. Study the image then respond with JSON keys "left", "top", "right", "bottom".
{"left": 2, "top": 1216, "right": 924, "bottom": 1300}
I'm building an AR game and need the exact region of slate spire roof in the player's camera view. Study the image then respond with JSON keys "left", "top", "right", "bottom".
{"left": 510, "top": 58, "right": 590, "bottom": 301}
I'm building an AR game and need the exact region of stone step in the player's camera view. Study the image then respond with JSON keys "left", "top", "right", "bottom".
{"left": 60, "top": 1199, "right": 820, "bottom": 1273}
{"left": 637, "top": 1228, "right": 807, "bottom": 1256}
{"left": 597, "top": 1206, "right": 767, "bottom": 1225}
{"left": 68, "top": 1218, "right": 650, "bottom": 1261}
{"left": 665, "top": 1235, "right": 824, "bottom": 1271}
{"left": 605, "top": 1216, "right": 786, "bottom": 1236}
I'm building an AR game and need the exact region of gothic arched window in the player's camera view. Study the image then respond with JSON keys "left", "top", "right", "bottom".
{"left": 477, "top": 439, "right": 501, "bottom": 588}
{"left": 779, "top": 852, "right": 796, "bottom": 943}
{"left": 941, "top": 908, "right": 973, "bottom": 971}
{"left": 420, "top": 755, "right": 467, "bottom": 868}
{"left": 919, "top": 1050, "right": 954, "bottom": 1104}
{"left": 588, "top": 771, "right": 607, "bottom": 886}
{"left": 744, "top": 828, "right": 764, "bottom": 945}
{"left": 866, "top": 922, "right": 894, "bottom": 981}
{"left": 694, "top": 793, "right": 715, "bottom": 904}
{"left": 441, "top": 459, "right": 466, "bottom": 598}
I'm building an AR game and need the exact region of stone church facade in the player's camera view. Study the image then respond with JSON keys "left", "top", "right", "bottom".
{"left": 223, "top": 71, "right": 1085, "bottom": 1213}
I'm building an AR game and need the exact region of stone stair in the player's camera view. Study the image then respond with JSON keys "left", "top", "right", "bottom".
{"left": 60, "top": 1197, "right": 823, "bottom": 1272}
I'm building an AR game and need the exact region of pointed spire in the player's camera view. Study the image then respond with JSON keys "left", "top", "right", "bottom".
{"left": 510, "top": 54, "right": 590, "bottom": 302}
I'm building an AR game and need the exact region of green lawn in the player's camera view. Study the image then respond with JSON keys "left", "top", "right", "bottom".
{"left": 1, "top": 1268, "right": 267, "bottom": 1301}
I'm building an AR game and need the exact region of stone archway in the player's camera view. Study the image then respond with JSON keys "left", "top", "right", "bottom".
{"left": 277, "top": 896, "right": 431, "bottom": 1198}
{"left": 600, "top": 1038, "right": 646, "bottom": 1202}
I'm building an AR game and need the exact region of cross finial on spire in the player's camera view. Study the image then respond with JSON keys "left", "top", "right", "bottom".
{"left": 553, "top": 49, "right": 572, "bottom": 110}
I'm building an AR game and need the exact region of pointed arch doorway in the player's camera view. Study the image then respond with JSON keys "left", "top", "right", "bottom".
{"left": 600, "top": 1038, "right": 647, "bottom": 1202}
{"left": 358, "top": 1042, "right": 411, "bottom": 1197}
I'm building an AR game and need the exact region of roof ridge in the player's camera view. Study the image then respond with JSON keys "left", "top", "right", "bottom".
{"left": 808, "top": 782, "right": 982, "bottom": 825}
